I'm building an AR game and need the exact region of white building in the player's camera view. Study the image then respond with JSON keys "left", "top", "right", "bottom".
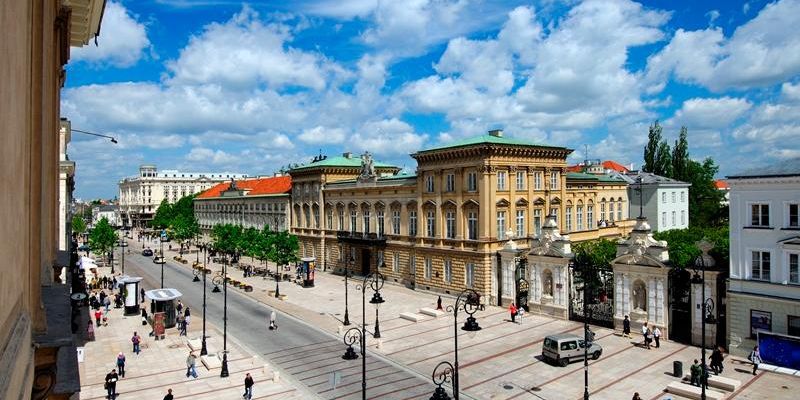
{"left": 727, "top": 160, "right": 800, "bottom": 357}
{"left": 614, "top": 171, "right": 690, "bottom": 232}
{"left": 194, "top": 176, "right": 292, "bottom": 234}
{"left": 119, "top": 165, "right": 247, "bottom": 227}
{"left": 58, "top": 119, "right": 75, "bottom": 252}
{"left": 92, "top": 204, "right": 120, "bottom": 227}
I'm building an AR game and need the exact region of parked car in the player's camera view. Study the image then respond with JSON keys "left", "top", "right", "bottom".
{"left": 141, "top": 248, "right": 153, "bottom": 257}
{"left": 153, "top": 255, "right": 165, "bottom": 264}
{"left": 542, "top": 333, "right": 603, "bottom": 367}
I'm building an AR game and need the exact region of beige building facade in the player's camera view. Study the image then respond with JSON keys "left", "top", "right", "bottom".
{"left": 195, "top": 176, "right": 293, "bottom": 234}
{"left": 290, "top": 131, "right": 635, "bottom": 303}
{"left": 119, "top": 164, "right": 248, "bottom": 227}
{"left": 1, "top": 1, "right": 105, "bottom": 399}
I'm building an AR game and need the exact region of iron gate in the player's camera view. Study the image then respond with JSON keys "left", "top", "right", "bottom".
{"left": 669, "top": 267, "right": 692, "bottom": 344}
{"left": 516, "top": 278, "right": 529, "bottom": 312}
{"left": 569, "top": 263, "right": 615, "bottom": 328}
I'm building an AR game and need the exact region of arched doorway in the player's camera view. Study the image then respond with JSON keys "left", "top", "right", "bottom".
{"left": 669, "top": 267, "right": 692, "bottom": 344}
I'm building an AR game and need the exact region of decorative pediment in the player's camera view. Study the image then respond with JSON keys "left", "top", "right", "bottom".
{"left": 496, "top": 199, "right": 510, "bottom": 207}
{"left": 443, "top": 199, "right": 458, "bottom": 208}
{"left": 612, "top": 253, "right": 666, "bottom": 268}
{"left": 550, "top": 197, "right": 561, "bottom": 205}
{"left": 778, "top": 236, "right": 800, "bottom": 249}
{"left": 360, "top": 201, "right": 371, "bottom": 209}
{"left": 348, "top": 201, "right": 359, "bottom": 208}
{"left": 516, "top": 198, "right": 529, "bottom": 207}
{"left": 463, "top": 199, "right": 479, "bottom": 208}
{"left": 336, "top": 201, "right": 346, "bottom": 208}
{"left": 613, "top": 217, "right": 669, "bottom": 267}
{"left": 389, "top": 200, "right": 402, "bottom": 208}
{"left": 374, "top": 200, "right": 386, "bottom": 209}
{"left": 423, "top": 199, "right": 437, "bottom": 208}
{"left": 406, "top": 200, "right": 418, "bottom": 208}
{"left": 533, "top": 197, "right": 546, "bottom": 205}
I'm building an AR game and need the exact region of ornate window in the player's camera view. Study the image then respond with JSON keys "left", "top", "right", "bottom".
{"left": 534, "top": 172, "right": 542, "bottom": 190}
{"left": 516, "top": 210, "right": 525, "bottom": 238}
{"left": 426, "top": 210, "right": 436, "bottom": 238}
{"left": 444, "top": 259, "right": 452, "bottom": 283}
{"left": 465, "top": 263, "right": 475, "bottom": 288}
{"left": 424, "top": 257, "right": 432, "bottom": 279}
{"left": 576, "top": 203, "right": 584, "bottom": 231}
{"left": 409, "top": 210, "right": 418, "bottom": 237}
{"left": 392, "top": 209, "right": 401, "bottom": 235}
{"left": 587, "top": 204, "right": 594, "bottom": 229}
{"left": 497, "top": 171, "right": 507, "bottom": 190}
{"left": 565, "top": 206, "right": 572, "bottom": 233}
{"left": 751, "top": 250, "right": 771, "bottom": 281}
{"left": 426, "top": 175, "right": 435, "bottom": 192}
{"left": 534, "top": 209, "right": 542, "bottom": 236}
{"left": 363, "top": 209, "right": 371, "bottom": 234}
{"left": 497, "top": 211, "right": 506, "bottom": 239}
{"left": 516, "top": 171, "right": 525, "bottom": 190}
{"left": 350, "top": 209, "right": 357, "bottom": 233}
{"left": 466, "top": 171, "right": 477, "bottom": 192}
{"left": 446, "top": 173, "right": 455, "bottom": 192}
{"left": 445, "top": 210, "right": 456, "bottom": 239}
{"left": 467, "top": 210, "right": 478, "bottom": 240}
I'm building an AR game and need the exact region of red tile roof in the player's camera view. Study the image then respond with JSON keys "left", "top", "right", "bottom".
{"left": 714, "top": 179, "right": 729, "bottom": 189}
{"left": 566, "top": 160, "right": 630, "bottom": 173}
{"left": 196, "top": 176, "right": 292, "bottom": 199}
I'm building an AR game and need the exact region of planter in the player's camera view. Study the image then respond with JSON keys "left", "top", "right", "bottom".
{"left": 203, "top": 268, "right": 212, "bottom": 274}
{"left": 181, "top": 259, "right": 188, "bottom": 264}
{"left": 244, "top": 285, "right": 253, "bottom": 292}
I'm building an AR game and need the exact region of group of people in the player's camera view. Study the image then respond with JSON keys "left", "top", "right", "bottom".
{"left": 90, "top": 275, "right": 118, "bottom": 290}
{"left": 508, "top": 301, "right": 525, "bottom": 323}
{"left": 176, "top": 300, "right": 192, "bottom": 336}
{"left": 621, "top": 316, "right": 661, "bottom": 349}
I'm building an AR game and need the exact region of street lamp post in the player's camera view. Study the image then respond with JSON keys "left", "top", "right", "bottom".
{"left": 159, "top": 235, "right": 165, "bottom": 288}
{"left": 275, "top": 258, "right": 281, "bottom": 298}
{"left": 692, "top": 240, "right": 717, "bottom": 400}
{"left": 341, "top": 270, "right": 385, "bottom": 400}
{"left": 120, "top": 233, "right": 125, "bottom": 275}
{"left": 220, "top": 252, "right": 230, "bottom": 377}
{"left": 429, "top": 289, "right": 482, "bottom": 400}
{"left": 343, "top": 254, "right": 354, "bottom": 326}
{"left": 570, "top": 257, "right": 594, "bottom": 400}
{"left": 201, "top": 244, "right": 208, "bottom": 356}
{"left": 373, "top": 261, "right": 386, "bottom": 338}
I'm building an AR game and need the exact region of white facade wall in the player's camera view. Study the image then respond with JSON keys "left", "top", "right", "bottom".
{"left": 195, "top": 195, "right": 291, "bottom": 234}
{"left": 628, "top": 185, "right": 689, "bottom": 231}
{"left": 727, "top": 175, "right": 800, "bottom": 356}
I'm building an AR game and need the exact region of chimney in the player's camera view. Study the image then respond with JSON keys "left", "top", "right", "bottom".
{"left": 343, "top": 152, "right": 352, "bottom": 159}
{"left": 488, "top": 129, "right": 503, "bottom": 137}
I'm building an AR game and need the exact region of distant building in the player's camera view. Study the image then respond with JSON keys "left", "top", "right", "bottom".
{"left": 195, "top": 176, "right": 292, "bottom": 234}
{"left": 58, "top": 119, "right": 75, "bottom": 252}
{"left": 613, "top": 171, "right": 691, "bottom": 232}
{"left": 118, "top": 165, "right": 247, "bottom": 227}
{"left": 92, "top": 204, "right": 120, "bottom": 227}
{"left": 715, "top": 179, "right": 730, "bottom": 206}
{"left": 726, "top": 158, "right": 800, "bottom": 358}
{"left": 567, "top": 159, "right": 632, "bottom": 174}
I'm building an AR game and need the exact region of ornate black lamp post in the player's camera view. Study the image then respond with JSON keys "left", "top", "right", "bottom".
{"left": 192, "top": 243, "right": 210, "bottom": 356}
{"left": 569, "top": 257, "right": 595, "bottom": 400}
{"left": 341, "top": 269, "right": 385, "bottom": 400}
{"left": 691, "top": 240, "right": 717, "bottom": 400}
{"left": 343, "top": 254, "right": 354, "bottom": 326}
{"left": 429, "top": 289, "right": 483, "bottom": 400}
{"left": 274, "top": 257, "right": 281, "bottom": 298}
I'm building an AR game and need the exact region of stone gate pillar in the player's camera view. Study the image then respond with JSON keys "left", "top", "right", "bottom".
{"left": 526, "top": 215, "right": 571, "bottom": 319}
{"left": 611, "top": 217, "right": 671, "bottom": 338}
{"left": 497, "top": 229, "right": 528, "bottom": 307}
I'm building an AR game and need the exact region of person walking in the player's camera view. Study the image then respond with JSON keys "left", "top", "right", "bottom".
{"left": 176, "top": 300, "right": 184, "bottom": 315}
{"left": 710, "top": 346, "right": 724, "bottom": 374}
{"left": 690, "top": 359, "right": 701, "bottom": 386}
{"left": 653, "top": 326, "right": 661, "bottom": 348}
{"left": 87, "top": 320, "right": 95, "bottom": 341}
{"left": 140, "top": 287, "right": 146, "bottom": 304}
{"left": 243, "top": 372, "right": 255, "bottom": 399}
{"left": 163, "top": 388, "right": 174, "bottom": 400}
{"left": 116, "top": 352, "right": 126, "bottom": 378}
{"left": 186, "top": 351, "right": 198, "bottom": 378}
{"left": 622, "top": 315, "right": 631, "bottom": 338}
{"left": 105, "top": 369, "right": 119, "bottom": 398}
{"left": 509, "top": 302, "right": 518, "bottom": 323}
{"left": 269, "top": 310, "right": 277, "bottom": 330}
{"left": 641, "top": 321, "right": 648, "bottom": 347}
{"left": 517, "top": 305, "right": 525, "bottom": 324}
{"left": 94, "top": 309, "right": 103, "bottom": 327}
{"left": 131, "top": 332, "right": 141, "bottom": 355}
{"left": 749, "top": 345, "right": 762, "bottom": 375}
{"left": 632, "top": 393, "right": 642, "bottom": 400}
{"left": 104, "top": 294, "right": 112, "bottom": 313}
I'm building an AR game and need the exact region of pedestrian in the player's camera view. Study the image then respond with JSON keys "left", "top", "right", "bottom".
{"left": 622, "top": 315, "right": 631, "bottom": 338}
{"left": 163, "top": 388, "right": 174, "bottom": 400}
{"left": 631, "top": 393, "right": 642, "bottom": 400}
{"left": 104, "top": 294, "right": 111, "bottom": 312}
{"left": 94, "top": 309, "right": 102, "bottom": 327}
{"left": 269, "top": 310, "right": 277, "bottom": 330}
{"left": 436, "top": 296, "right": 443, "bottom": 311}
{"left": 131, "top": 331, "right": 141, "bottom": 354}
{"left": 690, "top": 359, "right": 701, "bottom": 386}
{"left": 104, "top": 368, "right": 119, "bottom": 399}
{"left": 176, "top": 300, "right": 184, "bottom": 315}
{"left": 99, "top": 290, "right": 107, "bottom": 305}
{"left": 140, "top": 287, "right": 146, "bottom": 303}
{"left": 749, "top": 345, "right": 762, "bottom": 375}
{"left": 177, "top": 314, "right": 186, "bottom": 336}
{"left": 183, "top": 308, "right": 191, "bottom": 334}
{"left": 116, "top": 352, "right": 126, "bottom": 377}
{"left": 243, "top": 372, "right": 254, "bottom": 399}
{"left": 709, "top": 346, "right": 724, "bottom": 374}
{"left": 653, "top": 325, "right": 661, "bottom": 348}
{"left": 141, "top": 308, "right": 148, "bottom": 326}
{"left": 509, "top": 302, "right": 517, "bottom": 323}
{"left": 701, "top": 362, "right": 710, "bottom": 389}
{"left": 641, "top": 321, "right": 648, "bottom": 347}
{"left": 87, "top": 320, "right": 95, "bottom": 341}
{"left": 517, "top": 305, "right": 525, "bottom": 324}
{"left": 186, "top": 351, "right": 198, "bottom": 378}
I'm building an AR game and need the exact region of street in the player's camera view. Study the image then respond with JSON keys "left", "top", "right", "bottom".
{"left": 124, "top": 249, "right": 437, "bottom": 399}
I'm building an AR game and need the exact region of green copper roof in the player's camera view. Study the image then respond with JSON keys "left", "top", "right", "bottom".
{"left": 567, "top": 172, "right": 626, "bottom": 183}
{"left": 290, "top": 155, "right": 397, "bottom": 171}
{"left": 417, "top": 134, "right": 565, "bottom": 153}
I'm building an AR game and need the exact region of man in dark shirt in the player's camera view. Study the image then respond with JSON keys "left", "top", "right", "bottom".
{"left": 243, "top": 372, "right": 255, "bottom": 399}
{"left": 105, "top": 369, "right": 119, "bottom": 399}
{"left": 163, "top": 388, "right": 174, "bottom": 400}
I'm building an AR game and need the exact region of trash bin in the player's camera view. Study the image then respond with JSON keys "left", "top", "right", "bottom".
{"left": 673, "top": 360, "right": 683, "bottom": 377}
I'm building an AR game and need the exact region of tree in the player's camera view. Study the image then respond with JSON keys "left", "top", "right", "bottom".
{"left": 211, "top": 223, "right": 240, "bottom": 258}
{"left": 170, "top": 213, "right": 200, "bottom": 254}
{"left": 71, "top": 215, "right": 87, "bottom": 236}
{"left": 572, "top": 238, "right": 617, "bottom": 301}
{"left": 655, "top": 141, "right": 672, "bottom": 177}
{"left": 89, "top": 217, "right": 117, "bottom": 266}
{"left": 653, "top": 226, "right": 729, "bottom": 269}
{"left": 643, "top": 120, "right": 662, "bottom": 173}
{"left": 671, "top": 127, "right": 690, "bottom": 182}
{"left": 686, "top": 158, "right": 726, "bottom": 227}
{"left": 151, "top": 199, "right": 174, "bottom": 229}
{"left": 269, "top": 231, "right": 299, "bottom": 271}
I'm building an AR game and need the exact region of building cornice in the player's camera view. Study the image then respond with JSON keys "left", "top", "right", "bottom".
{"left": 412, "top": 144, "right": 572, "bottom": 163}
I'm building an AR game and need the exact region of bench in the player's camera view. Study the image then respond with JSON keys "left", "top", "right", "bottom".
{"left": 682, "top": 374, "right": 740, "bottom": 392}
{"left": 665, "top": 382, "right": 726, "bottom": 400}
{"left": 419, "top": 307, "right": 446, "bottom": 318}
{"left": 400, "top": 312, "right": 425, "bottom": 322}
{"left": 200, "top": 353, "right": 222, "bottom": 370}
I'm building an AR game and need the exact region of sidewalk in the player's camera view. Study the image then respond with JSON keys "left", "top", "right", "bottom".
{"left": 79, "top": 250, "right": 304, "bottom": 399}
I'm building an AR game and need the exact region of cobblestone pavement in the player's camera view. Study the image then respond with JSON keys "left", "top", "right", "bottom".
{"left": 130, "top": 238, "right": 799, "bottom": 399}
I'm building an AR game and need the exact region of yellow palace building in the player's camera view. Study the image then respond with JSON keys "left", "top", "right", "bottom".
{"left": 289, "top": 130, "right": 633, "bottom": 304}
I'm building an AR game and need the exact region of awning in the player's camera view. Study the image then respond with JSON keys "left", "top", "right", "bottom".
{"left": 145, "top": 288, "right": 182, "bottom": 301}
{"left": 118, "top": 276, "right": 143, "bottom": 284}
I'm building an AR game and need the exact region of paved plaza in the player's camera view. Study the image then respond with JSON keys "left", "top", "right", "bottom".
{"left": 98, "top": 238, "right": 800, "bottom": 399}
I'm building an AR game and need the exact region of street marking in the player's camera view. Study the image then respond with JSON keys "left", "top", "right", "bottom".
{"left": 587, "top": 344, "right": 690, "bottom": 398}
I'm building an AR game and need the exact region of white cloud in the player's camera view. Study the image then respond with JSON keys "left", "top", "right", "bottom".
{"left": 667, "top": 97, "right": 752, "bottom": 129}
{"left": 185, "top": 147, "right": 239, "bottom": 165}
{"left": 706, "top": 10, "right": 720, "bottom": 26}
{"left": 646, "top": 0, "right": 800, "bottom": 91}
{"left": 70, "top": 1, "right": 151, "bottom": 67}
{"left": 782, "top": 82, "right": 800, "bottom": 101}
{"left": 298, "top": 126, "right": 347, "bottom": 144}
{"left": 351, "top": 119, "right": 428, "bottom": 156}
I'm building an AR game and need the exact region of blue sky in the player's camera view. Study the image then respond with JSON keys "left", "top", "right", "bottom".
{"left": 63, "top": 0, "right": 800, "bottom": 199}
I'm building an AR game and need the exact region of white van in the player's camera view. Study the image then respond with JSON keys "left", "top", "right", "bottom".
{"left": 542, "top": 333, "right": 603, "bottom": 367}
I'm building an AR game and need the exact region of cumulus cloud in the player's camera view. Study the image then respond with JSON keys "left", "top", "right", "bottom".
{"left": 646, "top": 0, "right": 800, "bottom": 91}
{"left": 667, "top": 97, "right": 752, "bottom": 129}
{"left": 71, "top": 1, "right": 150, "bottom": 67}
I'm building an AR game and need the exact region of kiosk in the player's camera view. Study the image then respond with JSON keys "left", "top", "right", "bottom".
{"left": 300, "top": 257, "right": 316, "bottom": 287}
{"left": 145, "top": 288, "right": 182, "bottom": 328}
{"left": 118, "top": 276, "right": 143, "bottom": 316}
